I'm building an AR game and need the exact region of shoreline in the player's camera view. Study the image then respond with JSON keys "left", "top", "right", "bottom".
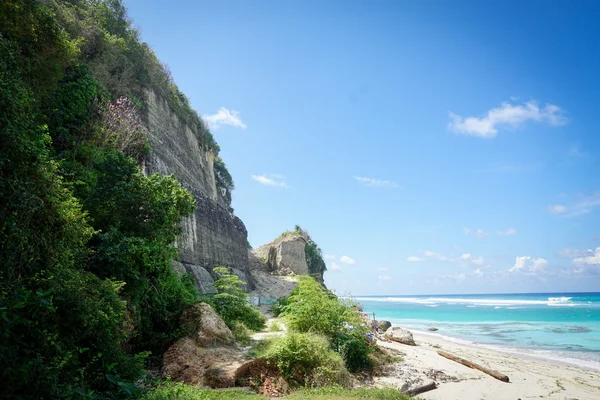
{"left": 406, "top": 327, "right": 600, "bottom": 372}
{"left": 374, "top": 330, "right": 600, "bottom": 400}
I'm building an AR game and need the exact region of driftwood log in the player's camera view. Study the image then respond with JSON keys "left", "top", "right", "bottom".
{"left": 402, "top": 381, "right": 437, "bottom": 396}
{"left": 437, "top": 350, "right": 509, "bottom": 382}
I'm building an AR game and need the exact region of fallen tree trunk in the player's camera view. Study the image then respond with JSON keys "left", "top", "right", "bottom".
{"left": 437, "top": 350, "right": 509, "bottom": 382}
{"left": 402, "top": 381, "right": 437, "bottom": 396}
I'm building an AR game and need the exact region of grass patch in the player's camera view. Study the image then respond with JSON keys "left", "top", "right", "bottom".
{"left": 268, "top": 321, "right": 283, "bottom": 332}
{"left": 143, "top": 383, "right": 414, "bottom": 400}
{"left": 285, "top": 386, "right": 413, "bottom": 399}
{"left": 142, "top": 382, "right": 267, "bottom": 399}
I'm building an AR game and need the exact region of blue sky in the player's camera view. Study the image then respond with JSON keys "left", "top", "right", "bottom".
{"left": 124, "top": 0, "right": 600, "bottom": 295}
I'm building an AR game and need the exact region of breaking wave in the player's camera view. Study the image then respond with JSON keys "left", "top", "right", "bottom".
{"left": 354, "top": 296, "right": 587, "bottom": 308}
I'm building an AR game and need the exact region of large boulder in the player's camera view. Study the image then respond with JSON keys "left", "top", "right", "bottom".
{"left": 385, "top": 326, "right": 416, "bottom": 346}
{"left": 162, "top": 337, "right": 248, "bottom": 387}
{"left": 376, "top": 320, "right": 392, "bottom": 332}
{"left": 180, "top": 302, "right": 234, "bottom": 347}
{"left": 162, "top": 302, "right": 250, "bottom": 388}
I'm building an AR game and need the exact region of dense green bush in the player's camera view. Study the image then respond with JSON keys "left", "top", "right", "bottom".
{"left": 258, "top": 333, "right": 349, "bottom": 387}
{"left": 0, "top": 22, "right": 142, "bottom": 396}
{"left": 331, "top": 332, "right": 372, "bottom": 373}
{"left": 281, "top": 277, "right": 364, "bottom": 338}
{"left": 277, "top": 276, "right": 372, "bottom": 373}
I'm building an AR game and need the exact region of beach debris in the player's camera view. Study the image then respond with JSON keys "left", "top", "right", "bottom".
{"left": 437, "top": 350, "right": 510, "bottom": 382}
{"left": 428, "top": 327, "right": 438, "bottom": 331}
{"left": 401, "top": 380, "right": 437, "bottom": 396}
{"left": 384, "top": 327, "right": 416, "bottom": 346}
{"left": 425, "top": 369, "right": 459, "bottom": 383}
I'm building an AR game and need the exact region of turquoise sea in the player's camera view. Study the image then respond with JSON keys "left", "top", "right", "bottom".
{"left": 356, "top": 292, "right": 600, "bottom": 370}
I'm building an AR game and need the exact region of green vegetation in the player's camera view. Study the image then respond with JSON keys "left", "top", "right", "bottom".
{"left": 203, "top": 267, "right": 266, "bottom": 341}
{"left": 0, "top": 0, "right": 225, "bottom": 397}
{"left": 282, "top": 277, "right": 365, "bottom": 339}
{"left": 268, "top": 321, "right": 284, "bottom": 332}
{"left": 269, "top": 276, "right": 374, "bottom": 379}
{"left": 142, "top": 383, "right": 414, "bottom": 400}
{"left": 286, "top": 387, "right": 413, "bottom": 400}
{"left": 255, "top": 332, "right": 350, "bottom": 387}
{"left": 142, "top": 383, "right": 267, "bottom": 400}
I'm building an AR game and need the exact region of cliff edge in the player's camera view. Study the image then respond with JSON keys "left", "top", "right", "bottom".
{"left": 143, "top": 89, "right": 252, "bottom": 293}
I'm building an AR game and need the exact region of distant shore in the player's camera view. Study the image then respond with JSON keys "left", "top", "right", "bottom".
{"left": 374, "top": 330, "right": 600, "bottom": 400}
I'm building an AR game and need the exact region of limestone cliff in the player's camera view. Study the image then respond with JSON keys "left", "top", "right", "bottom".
{"left": 143, "top": 90, "right": 252, "bottom": 293}
{"left": 252, "top": 232, "right": 309, "bottom": 276}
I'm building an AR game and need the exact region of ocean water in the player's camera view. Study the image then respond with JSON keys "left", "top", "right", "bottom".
{"left": 355, "top": 292, "right": 600, "bottom": 370}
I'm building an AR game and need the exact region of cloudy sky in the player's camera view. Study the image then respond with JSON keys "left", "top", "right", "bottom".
{"left": 126, "top": 0, "right": 600, "bottom": 295}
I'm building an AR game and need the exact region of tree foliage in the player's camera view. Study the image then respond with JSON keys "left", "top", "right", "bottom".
{"left": 0, "top": 0, "right": 207, "bottom": 397}
{"left": 205, "top": 268, "right": 266, "bottom": 335}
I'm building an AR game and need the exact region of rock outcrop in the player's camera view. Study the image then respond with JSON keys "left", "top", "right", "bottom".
{"left": 374, "top": 320, "right": 392, "bottom": 333}
{"left": 385, "top": 327, "right": 416, "bottom": 346}
{"left": 143, "top": 90, "right": 253, "bottom": 293}
{"left": 251, "top": 232, "right": 309, "bottom": 276}
{"left": 162, "top": 303, "right": 249, "bottom": 388}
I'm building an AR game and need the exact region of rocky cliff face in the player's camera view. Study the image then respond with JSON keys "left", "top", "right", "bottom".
{"left": 251, "top": 233, "right": 309, "bottom": 275}
{"left": 144, "top": 90, "right": 253, "bottom": 292}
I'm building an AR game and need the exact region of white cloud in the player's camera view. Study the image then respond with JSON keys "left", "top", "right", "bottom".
{"left": 324, "top": 254, "right": 336, "bottom": 260}
{"left": 251, "top": 174, "right": 287, "bottom": 187}
{"left": 204, "top": 107, "right": 247, "bottom": 130}
{"left": 407, "top": 256, "right": 425, "bottom": 262}
{"left": 573, "top": 248, "right": 600, "bottom": 266}
{"left": 378, "top": 275, "right": 392, "bottom": 281}
{"left": 378, "top": 267, "right": 389, "bottom": 272}
{"left": 473, "top": 268, "right": 484, "bottom": 277}
{"left": 548, "top": 204, "right": 567, "bottom": 214}
{"left": 448, "top": 101, "right": 566, "bottom": 138}
{"left": 497, "top": 228, "right": 517, "bottom": 236}
{"left": 354, "top": 176, "right": 399, "bottom": 188}
{"left": 329, "top": 262, "right": 343, "bottom": 271}
{"left": 463, "top": 227, "right": 489, "bottom": 239}
{"left": 556, "top": 247, "right": 600, "bottom": 275}
{"left": 508, "top": 256, "right": 548, "bottom": 274}
{"left": 548, "top": 191, "right": 600, "bottom": 217}
{"left": 340, "top": 256, "right": 356, "bottom": 265}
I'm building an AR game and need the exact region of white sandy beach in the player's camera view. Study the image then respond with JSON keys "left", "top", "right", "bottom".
{"left": 375, "top": 330, "right": 600, "bottom": 400}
